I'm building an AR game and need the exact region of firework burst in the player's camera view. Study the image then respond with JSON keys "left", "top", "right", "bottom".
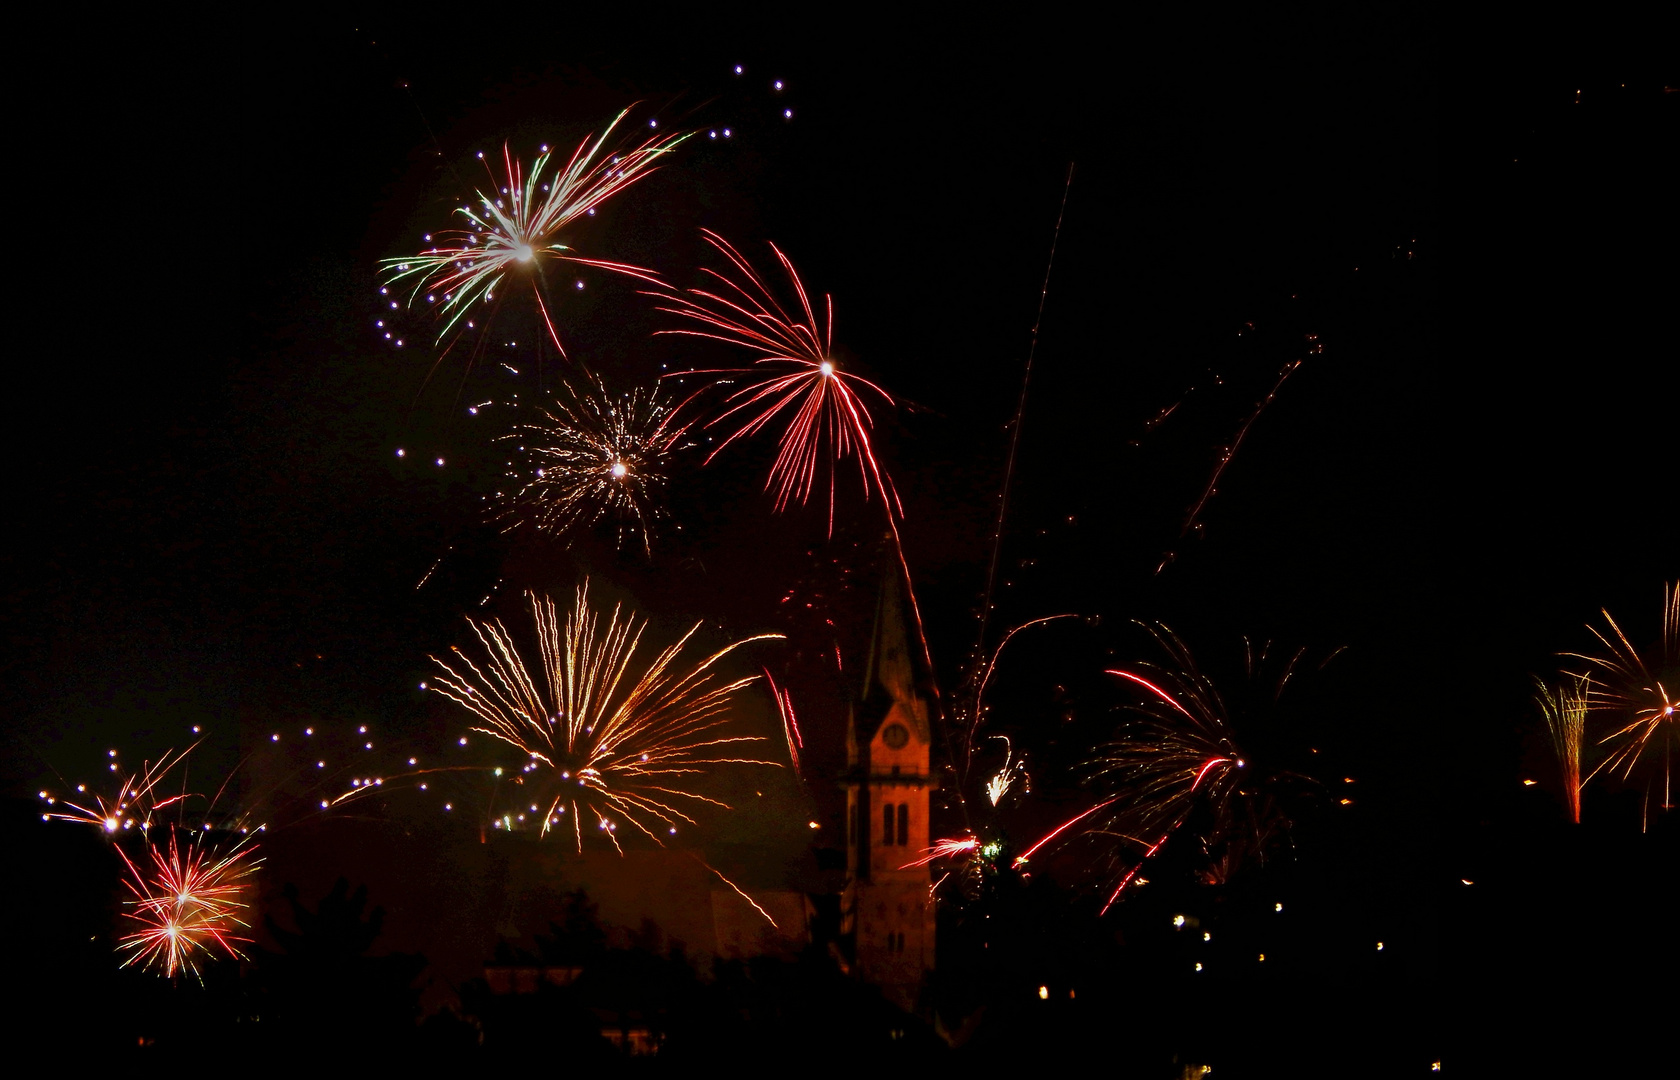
{"left": 40, "top": 745, "right": 193, "bottom": 836}
{"left": 650, "top": 230, "right": 899, "bottom": 532}
{"left": 427, "top": 583, "right": 783, "bottom": 851}
{"left": 383, "top": 109, "right": 685, "bottom": 362}
{"left": 116, "top": 826, "right": 259, "bottom": 980}
{"left": 495, "top": 375, "right": 697, "bottom": 556}
{"left": 1023, "top": 624, "right": 1322, "bottom": 911}
{"left": 1566, "top": 581, "right": 1679, "bottom": 812}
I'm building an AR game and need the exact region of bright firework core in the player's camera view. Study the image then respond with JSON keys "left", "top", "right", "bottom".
{"left": 496, "top": 375, "right": 695, "bottom": 557}
{"left": 514, "top": 243, "right": 534, "bottom": 263}
{"left": 427, "top": 583, "right": 785, "bottom": 851}
{"left": 819, "top": 359, "right": 834, "bottom": 376}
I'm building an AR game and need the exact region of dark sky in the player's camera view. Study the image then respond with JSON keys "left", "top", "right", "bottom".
{"left": 3, "top": 14, "right": 1673, "bottom": 983}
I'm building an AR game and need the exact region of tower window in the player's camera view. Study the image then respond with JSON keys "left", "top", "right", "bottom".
{"left": 883, "top": 803, "right": 895, "bottom": 846}
{"left": 897, "top": 803, "right": 910, "bottom": 846}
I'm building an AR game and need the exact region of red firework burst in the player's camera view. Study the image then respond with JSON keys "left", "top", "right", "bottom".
{"left": 650, "top": 230, "right": 900, "bottom": 532}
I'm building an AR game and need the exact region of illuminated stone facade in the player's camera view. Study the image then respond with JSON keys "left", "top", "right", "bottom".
{"left": 842, "top": 569, "right": 936, "bottom": 1012}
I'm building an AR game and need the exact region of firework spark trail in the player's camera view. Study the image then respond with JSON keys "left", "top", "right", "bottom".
{"left": 651, "top": 230, "right": 900, "bottom": 529}
{"left": 428, "top": 582, "right": 783, "bottom": 850}
{"left": 1012, "top": 797, "right": 1122, "bottom": 867}
{"left": 1100, "top": 834, "right": 1168, "bottom": 915}
{"left": 1534, "top": 673, "right": 1589, "bottom": 823}
{"left": 496, "top": 375, "right": 699, "bottom": 556}
{"left": 692, "top": 854, "right": 777, "bottom": 927}
{"left": 762, "top": 669, "right": 803, "bottom": 772}
{"left": 116, "top": 827, "right": 259, "bottom": 979}
{"left": 383, "top": 109, "right": 686, "bottom": 367}
{"left": 954, "top": 166, "right": 1074, "bottom": 807}
{"left": 973, "top": 163, "right": 1074, "bottom": 694}
{"left": 954, "top": 615, "right": 1078, "bottom": 784}
{"left": 1157, "top": 357, "right": 1304, "bottom": 574}
{"left": 1565, "top": 582, "right": 1679, "bottom": 814}
{"left": 900, "top": 836, "right": 979, "bottom": 869}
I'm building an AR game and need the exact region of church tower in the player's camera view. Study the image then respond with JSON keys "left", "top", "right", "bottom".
{"left": 842, "top": 563, "right": 937, "bottom": 1012}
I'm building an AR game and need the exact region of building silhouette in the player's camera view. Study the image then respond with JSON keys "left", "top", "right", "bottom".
{"left": 843, "top": 562, "right": 937, "bottom": 1012}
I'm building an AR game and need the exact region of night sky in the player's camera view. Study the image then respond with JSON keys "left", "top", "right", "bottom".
{"left": 5, "top": 13, "right": 1676, "bottom": 1067}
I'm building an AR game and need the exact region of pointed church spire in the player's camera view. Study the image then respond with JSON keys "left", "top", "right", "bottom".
{"left": 859, "top": 559, "right": 933, "bottom": 744}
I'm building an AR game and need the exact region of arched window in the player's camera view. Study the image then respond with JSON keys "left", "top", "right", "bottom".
{"left": 897, "top": 803, "right": 910, "bottom": 846}
{"left": 882, "top": 802, "right": 895, "bottom": 846}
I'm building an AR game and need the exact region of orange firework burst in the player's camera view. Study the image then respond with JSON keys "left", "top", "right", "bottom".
{"left": 650, "top": 230, "right": 899, "bottom": 532}
{"left": 428, "top": 582, "right": 783, "bottom": 850}
{"left": 117, "top": 827, "right": 259, "bottom": 980}
{"left": 1566, "top": 581, "right": 1679, "bottom": 813}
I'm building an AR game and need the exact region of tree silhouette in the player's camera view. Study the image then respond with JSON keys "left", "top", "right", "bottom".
{"left": 251, "top": 878, "right": 427, "bottom": 1052}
